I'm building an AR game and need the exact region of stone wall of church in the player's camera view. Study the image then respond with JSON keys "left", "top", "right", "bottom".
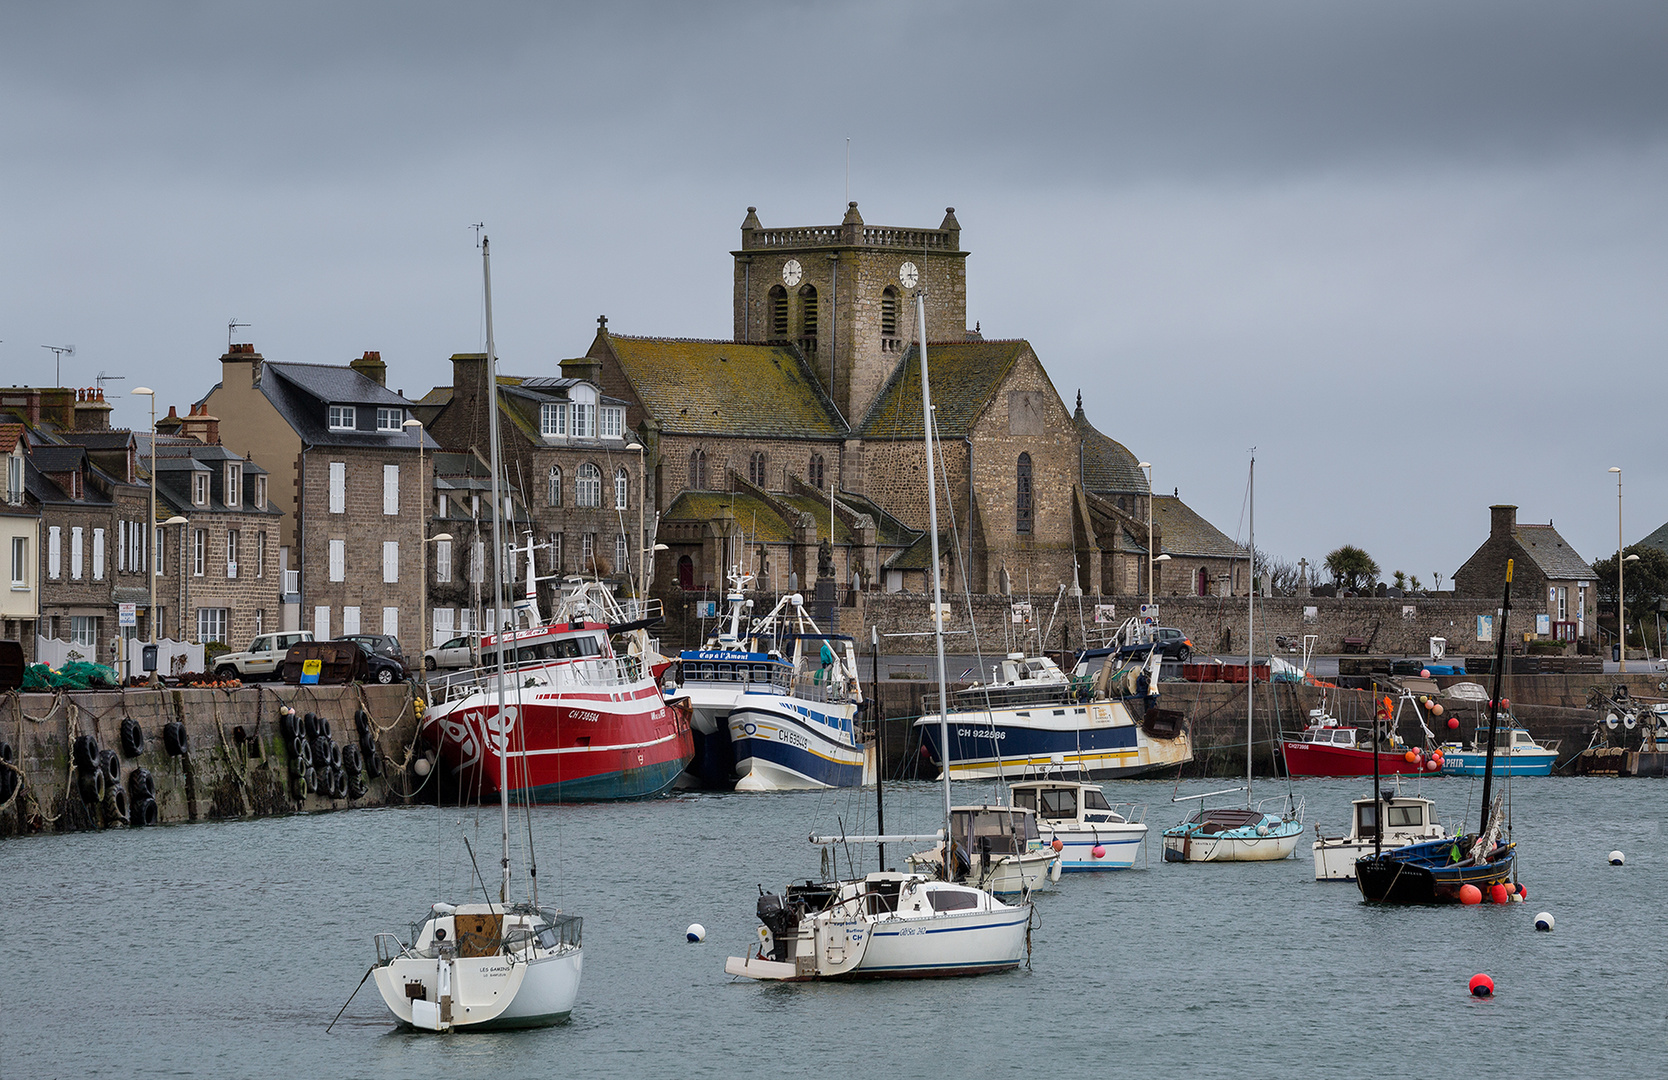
{"left": 653, "top": 432, "right": 846, "bottom": 500}
{"left": 854, "top": 439, "right": 970, "bottom": 534}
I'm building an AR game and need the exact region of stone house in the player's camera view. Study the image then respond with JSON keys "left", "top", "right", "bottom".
{"left": 148, "top": 405, "right": 283, "bottom": 649}
{"left": 1, "top": 424, "right": 41, "bottom": 659}
{"left": 202, "top": 346, "right": 433, "bottom": 658}
{"left": 1453, "top": 504, "right": 1596, "bottom": 643}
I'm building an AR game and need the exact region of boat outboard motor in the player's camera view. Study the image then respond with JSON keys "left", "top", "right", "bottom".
{"left": 756, "top": 893, "right": 797, "bottom": 961}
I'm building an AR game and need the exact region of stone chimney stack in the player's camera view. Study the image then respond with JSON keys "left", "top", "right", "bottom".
{"left": 180, "top": 402, "right": 221, "bottom": 445}
{"left": 222, "top": 342, "right": 263, "bottom": 388}
{"left": 1489, "top": 504, "right": 1517, "bottom": 539}
{"left": 350, "top": 350, "right": 387, "bottom": 387}
{"left": 72, "top": 387, "right": 113, "bottom": 431}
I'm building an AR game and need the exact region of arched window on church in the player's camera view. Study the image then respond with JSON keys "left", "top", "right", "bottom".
{"left": 880, "top": 286, "right": 898, "bottom": 346}
{"left": 1016, "top": 452, "right": 1033, "bottom": 535}
{"left": 799, "top": 284, "right": 818, "bottom": 337}
{"left": 769, "top": 285, "right": 789, "bottom": 338}
{"left": 576, "top": 463, "right": 602, "bottom": 508}
{"left": 614, "top": 467, "right": 629, "bottom": 510}
{"left": 808, "top": 452, "right": 824, "bottom": 491}
{"left": 748, "top": 450, "right": 767, "bottom": 487}
{"left": 689, "top": 449, "right": 707, "bottom": 491}
{"left": 547, "top": 465, "right": 562, "bottom": 507}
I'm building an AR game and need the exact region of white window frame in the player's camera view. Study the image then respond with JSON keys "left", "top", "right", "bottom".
{"left": 193, "top": 472, "right": 209, "bottom": 507}
{"left": 600, "top": 406, "right": 624, "bottom": 439}
{"left": 48, "top": 526, "right": 61, "bottom": 579}
{"left": 383, "top": 464, "right": 399, "bottom": 515}
{"left": 226, "top": 529, "right": 240, "bottom": 579}
{"left": 92, "top": 528, "right": 105, "bottom": 581}
{"left": 329, "top": 405, "right": 356, "bottom": 431}
{"left": 383, "top": 540, "right": 399, "bottom": 584}
{"left": 435, "top": 538, "right": 452, "bottom": 583}
{"left": 614, "top": 467, "right": 629, "bottom": 510}
{"left": 10, "top": 535, "right": 27, "bottom": 588}
{"left": 382, "top": 607, "right": 398, "bottom": 638}
{"left": 576, "top": 463, "right": 601, "bottom": 508}
{"left": 151, "top": 525, "right": 159, "bottom": 576}
{"left": 615, "top": 532, "right": 628, "bottom": 574}
{"left": 540, "top": 402, "right": 567, "bottom": 437}
{"left": 71, "top": 615, "right": 97, "bottom": 648}
{"left": 118, "top": 520, "right": 126, "bottom": 573}
{"left": 70, "top": 526, "right": 84, "bottom": 580}
{"left": 255, "top": 474, "right": 267, "bottom": 508}
{"left": 376, "top": 407, "right": 402, "bottom": 432}
{"left": 192, "top": 528, "right": 206, "bottom": 577}
{"left": 342, "top": 605, "right": 361, "bottom": 635}
{"left": 328, "top": 462, "right": 346, "bottom": 514}
{"left": 224, "top": 464, "right": 241, "bottom": 508}
{"left": 571, "top": 403, "right": 593, "bottom": 439}
{"left": 5, "top": 453, "right": 20, "bottom": 505}
{"left": 329, "top": 538, "right": 346, "bottom": 582}
{"left": 256, "top": 531, "right": 266, "bottom": 578}
{"left": 547, "top": 465, "right": 562, "bottom": 507}
{"left": 196, "top": 607, "right": 228, "bottom": 645}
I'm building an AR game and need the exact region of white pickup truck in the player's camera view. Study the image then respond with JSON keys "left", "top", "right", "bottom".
{"left": 214, "top": 631, "right": 313, "bottom": 681}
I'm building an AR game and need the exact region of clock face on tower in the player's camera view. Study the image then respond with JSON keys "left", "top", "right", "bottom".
{"left": 782, "top": 259, "right": 803, "bottom": 287}
{"left": 899, "top": 261, "right": 919, "bottom": 289}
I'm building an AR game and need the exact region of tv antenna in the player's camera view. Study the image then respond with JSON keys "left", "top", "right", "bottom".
{"left": 228, "top": 318, "right": 251, "bottom": 349}
{"left": 470, "top": 222, "right": 485, "bottom": 248}
{"left": 42, "top": 344, "right": 75, "bottom": 385}
{"left": 95, "top": 371, "right": 125, "bottom": 392}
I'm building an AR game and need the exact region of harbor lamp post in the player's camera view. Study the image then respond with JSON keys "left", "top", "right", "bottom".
{"left": 1611, "top": 466, "right": 1629, "bottom": 672}
{"left": 132, "top": 387, "right": 159, "bottom": 678}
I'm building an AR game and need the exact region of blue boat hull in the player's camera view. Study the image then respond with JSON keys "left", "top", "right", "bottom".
{"left": 520, "top": 755, "right": 688, "bottom": 802}
{"left": 1355, "top": 836, "right": 1515, "bottom": 903}
{"left": 1440, "top": 754, "right": 1555, "bottom": 777}
{"left": 731, "top": 698, "right": 863, "bottom": 790}
{"left": 917, "top": 706, "right": 1190, "bottom": 781}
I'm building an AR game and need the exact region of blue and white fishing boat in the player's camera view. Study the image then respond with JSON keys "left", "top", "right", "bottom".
{"left": 1439, "top": 726, "right": 1559, "bottom": 776}
{"left": 1009, "top": 779, "right": 1148, "bottom": 870}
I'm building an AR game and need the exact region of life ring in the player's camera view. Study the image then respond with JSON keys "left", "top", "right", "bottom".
{"left": 119, "top": 717, "right": 145, "bottom": 758}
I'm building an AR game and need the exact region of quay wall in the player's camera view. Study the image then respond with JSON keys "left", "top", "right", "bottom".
{"left": 0, "top": 683, "right": 424, "bottom": 838}
{"left": 863, "top": 672, "right": 1646, "bottom": 780}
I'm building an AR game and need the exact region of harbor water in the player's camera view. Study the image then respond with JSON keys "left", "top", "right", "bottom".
{"left": 2, "top": 775, "right": 1659, "bottom": 1079}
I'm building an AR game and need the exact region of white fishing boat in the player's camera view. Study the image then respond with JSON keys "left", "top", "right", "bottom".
{"left": 369, "top": 236, "right": 581, "bottom": 1030}
{"left": 905, "top": 804, "right": 1062, "bottom": 896}
{"left": 725, "top": 277, "right": 1031, "bottom": 981}
{"left": 1010, "top": 778, "right": 1148, "bottom": 870}
{"left": 1313, "top": 791, "right": 1447, "bottom": 880}
{"left": 1161, "top": 456, "right": 1304, "bottom": 863}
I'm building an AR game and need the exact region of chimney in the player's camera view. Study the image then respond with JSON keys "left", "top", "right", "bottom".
{"left": 1489, "top": 504, "right": 1517, "bottom": 539}
{"left": 156, "top": 404, "right": 184, "bottom": 435}
{"left": 451, "top": 352, "right": 488, "bottom": 419}
{"left": 222, "top": 342, "right": 264, "bottom": 388}
{"left": 72, "top": 387, "right": 113, "bottom": 431}
{"left": 559, "top": 355, "right": 601, "bottom": 385}
{"left": 180, "top": 402, "right": 221, "bottom": 445}
{"left": 350, "top": 350, "right": 387, "bottom": 387}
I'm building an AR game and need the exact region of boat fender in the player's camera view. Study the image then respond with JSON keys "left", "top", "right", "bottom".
{"left": 119, "top": 717, "right": 145, "bottom": 758}
{"left": 132, "top": 795, "right": 157, "bottom": 827}
{"left": 162, "top": 722, "right": 189, "bottom": 757}
{"left": 365, "top": 747, "right": 384, "bottom": 779}
{"left": 78, "top": 766, "right": 106, "bottom": 804}
{"left": 279, "top": 711, "right": 299, "bottom": 743}
{"left": 109, "top": 784, "right": 129, "bottom": 824}
{"left": 686, "top": 924, "right": 707, "bottom": 943}
{"left": 1468, "top": 973, "right": 1494, "bottom": 997}
{"left": 1534, "top": 912, "right": 1554, "bottom": 932}
{"left": 128, "top": 767, "right": 155, "bottom": 800}
{"left": 355, "top": 708, "right": 370, "bottom": 738}
{"left": 1488, "top": 883, "right": 1510, "bottom": 904}
{"left": 73, "top": 734, "right": 99, "bottom": 771}
{"left": 1092, "top": 845, "right": 1106, "bottom": 859}
{"left": 1050, "top": 838, "right": 1063, "bottom": 853}
{"left": 1458, "top": 884, "right": 1483, "bottom": 905}
{"left": 1608, "top": 850, "right": 1625, "bottom": 866}
{"left": 303, "top": 712, "right": 320, "bottom": 739}
{"left": 329, "top": 743, "right": 343, "bottom": 770}
{"left": 305, "top": 766, "right": 320, "bottom": 793}
{"left": 98, "top": 749, "right": 121, "bottom": 784}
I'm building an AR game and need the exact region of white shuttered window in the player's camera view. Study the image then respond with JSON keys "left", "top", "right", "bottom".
{"left": 383, "top": 464, "right": 399, "bottom": 515}
{"left": 329, "top": 462, "right": 346, "bottom": 514}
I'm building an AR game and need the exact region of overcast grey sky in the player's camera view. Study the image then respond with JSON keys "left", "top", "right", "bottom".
{"left": 4, "top": 1, "right": 1664, "bottom": 586}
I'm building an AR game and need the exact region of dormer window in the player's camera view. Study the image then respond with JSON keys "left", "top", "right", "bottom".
{"left": 6, "top": 452, "right": 20, "bottom": 505}
{"left": 255, "top": 474, "right": 268, "bottom": 508}
{"left": 224, "top": 464, "right": 241, "bottom": 508}
{"left": 540, "top": 402, "right": 568, "bottom": 437}
{"left": 600, "top": 406, "right": 624, "bottom": 439}
{"left": 193, "top": 472, "right": 210, "bottom": 507}
{"left": 376, "top": 407, "right": 402, "bottom": 432}
{"left": 571, "top": 403, "right": 593, "bottom": 439}
{"left": 328, "top": 405, "right": 356, "bottom": 430}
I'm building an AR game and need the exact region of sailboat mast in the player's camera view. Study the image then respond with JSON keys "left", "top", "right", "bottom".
{"left": 917, "top": 290, "right": 953, "bottom": 838}
{"left": 1479, "top": 558, "right": 1513, "bottom": 836}
{"left": 483, "top": 235, "right": 512, "bottom": 904}
{"left": 1246, "top": 456, "right": 1255, "bottom": 801}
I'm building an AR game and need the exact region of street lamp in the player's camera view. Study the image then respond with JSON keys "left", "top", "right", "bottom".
{"left": 1611, "top": 466, "right": 1628, "bottom": 672}
{"left": 404, "top": 418, "right": 431, "bottom": 656}
{"left": 132, "top": 388, "right": 158, "bottom": 679}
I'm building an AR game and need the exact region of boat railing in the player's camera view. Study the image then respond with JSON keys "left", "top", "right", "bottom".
{"left": 1110, "top": 802, "right": 1147, "bottom": 825}
{"left": 1260, "top": 794, "right": 1305, "bottom": 822}
{"left": 924, "top": 681, "right": 1081, "bottom": 715}
{"left": 374, "top": 932, "right": 405, "bottom": 965}
{"left": 428, "top": 654, "right": 646, "bottom": 703}
{"left": 788, "top": 675, "right": 853, "bottom": 705}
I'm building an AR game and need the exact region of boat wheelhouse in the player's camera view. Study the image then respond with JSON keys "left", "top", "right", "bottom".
{"left": 1009, "top": 779, "right": 1148, "bottom": 871}
{"left": 1439, "top": 727, "right": 1559, "bottom": 776}
{"left": 905, "top": 804, "right": 1061, "bottom": 896}
{"left": 1313, "top": 792, "right": 1446, "bottom": 880}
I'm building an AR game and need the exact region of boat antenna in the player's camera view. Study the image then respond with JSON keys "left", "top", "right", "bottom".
{"left": 1478, "top": 559, "right": 1513, "bottom": 836}
{"left": 1246, "top": 453, "right": 1255, "bottom": 804}
{"left": 871, "top": 624, "right": 886, "bottom": 871}
{"left": 1372, "top": 680, "right": 1382, "bottom": 858}
{"left": 917, "top": 284, "right": 954, "bottom": 869}
{"left": 483, "top": 234, "right": 513, "bottom": 905}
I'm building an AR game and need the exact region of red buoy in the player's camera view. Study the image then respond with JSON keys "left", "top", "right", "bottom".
{"left": 1051, "top": 837, "right": 1063, "bottom": 853}
{"left": 1447, "top": 717, "right": 1460, "bottom": 730}
{"left": 1489, "top": 883, "right": 1510, "bottom": 904}
{"left": 1469, "top": 973, "right": 1494, "bottom": 997}
{"left": 1516, "top": 883, "right": 1527, "bottom": 900}
{"left": 1092, "top": 845, "right": 1106, "bottom": 859}
{"left": 1459, "top": 884, "right": 1483, "bottom": 905}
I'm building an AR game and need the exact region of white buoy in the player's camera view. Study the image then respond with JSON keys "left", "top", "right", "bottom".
{"left": 686, "top": 923, "right": 707, "bottom": 943}
{"left": 1534, "top": 911, "right": 1554, "bottom": 932}
{"left": 1609, "top": 850, "right": 1625, "bottom": 866}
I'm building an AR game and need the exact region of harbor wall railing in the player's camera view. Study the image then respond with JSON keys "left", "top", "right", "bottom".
{"left": 0, "top": 683, "right": 424, "bottom": 838}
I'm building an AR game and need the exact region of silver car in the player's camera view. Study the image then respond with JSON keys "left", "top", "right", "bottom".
{"left": 424, "top": 635, "right": 476, "bottom": 671}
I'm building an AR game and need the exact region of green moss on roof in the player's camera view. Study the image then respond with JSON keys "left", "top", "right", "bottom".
{"left": 1075, "top": 404, "right": 1149, "bottom": 495}
{"left": 663, "top": 490, "right": 797, "bottom": 544}
{"left": 858, "top": 340, "right": 1030, "bottom": 440}
{"left": 605, "top": 335, "right": 847, "bottom": 438}
{"left": 1153, "top": 495, "right": 1247, "bottom": 560}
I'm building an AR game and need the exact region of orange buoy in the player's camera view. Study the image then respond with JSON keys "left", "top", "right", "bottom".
{"left": 1459, "top": 884, "right": 1483, "bottom": 905}
{"left": 1051, "top": 837, "right": 1063, "bottom": 853}
{"left": 1489, "top": 883, "right": 1510, "bottom": 904}
{"left": 1404, "top": 750, "right": 1418, "bottom": 763}
{"left": 1469, "top": 973, "right": 1494, "bottom": 997}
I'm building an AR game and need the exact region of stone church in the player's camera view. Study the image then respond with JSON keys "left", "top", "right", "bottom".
{"left": 573, "top": 203, "right": 1246, "bottom": 602}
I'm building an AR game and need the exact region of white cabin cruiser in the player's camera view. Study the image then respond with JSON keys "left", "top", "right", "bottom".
{"left": 905, "top": 805, "right": 1062, "bottom": 896}
{"left": 1313, "top": 792, "right": 1447, "bottom": 880}
{"left": 1010, "top": 779, "right": 1148, "bottom": 870}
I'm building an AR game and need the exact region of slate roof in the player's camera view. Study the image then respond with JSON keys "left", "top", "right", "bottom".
{"left": 883, "top": 530, "right": 952, "bottom": 570}
{"left": 259, "top": 363, "right": 436, "bottom": 450}
{"left": 858, "top": 340, "right": 1031, "bottom": 440}
{"left": 1152, "top": 495, "right": 1247, "bottom": 559}
{"left": 603, "top": 334, "right": 847, "bottom": 439}
{"left": 29, "top": 445, "right": 88, "bottom": 473}
{"left": 62, "top": 430, "right": 135, "bottom": 451}
{"left": 1640, "top": 521, "right": 1668, "bottom": 560}
{"left": 1515, "top": 523, "right": 1596, "bottom": 581}
{"left": 1073, "top": 402, "right": 1149, "bottom": 495}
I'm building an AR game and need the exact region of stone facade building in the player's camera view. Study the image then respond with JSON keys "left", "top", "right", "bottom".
{"left": 202, "top": 346, "right": 432, "bottom": 658}
{"left": 0, "top": 426, "right": 40, "bottom": 657}
{"left": 1453, "top": 504, "right": 1596, "bottom": 643}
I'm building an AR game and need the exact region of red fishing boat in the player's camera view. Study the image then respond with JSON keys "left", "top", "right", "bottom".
{"left": 423, "top": 570, "right": 693, "bottom": 802}
{"left": 1280, "top": 686, "right": 1439, "bottom": 778}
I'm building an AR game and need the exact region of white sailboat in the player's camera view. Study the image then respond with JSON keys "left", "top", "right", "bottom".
{"left": 1162, "top": 456, "right": 1304, "bottom": 862}
{"left": 724, "top": 275, "right": 1032, "bottom": 980}
{"left": 370, "top": 235, "right": 582, "bottom": 1030}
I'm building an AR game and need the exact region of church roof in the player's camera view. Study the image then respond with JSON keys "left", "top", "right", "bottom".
{"left": 662, "top": 489, "right": 798, "bottom": 544}
{"left": 1073, "top": 400, "right": 1149, "bottom": 495}
{"left": 1152, "top": 495, "right": 1248, "bottom": 560}
{"left": 601, "top": 334, "right": 847, "bottom": 439}
{"left": 857, "top": 340, "right": 1031, "bottom": 440}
